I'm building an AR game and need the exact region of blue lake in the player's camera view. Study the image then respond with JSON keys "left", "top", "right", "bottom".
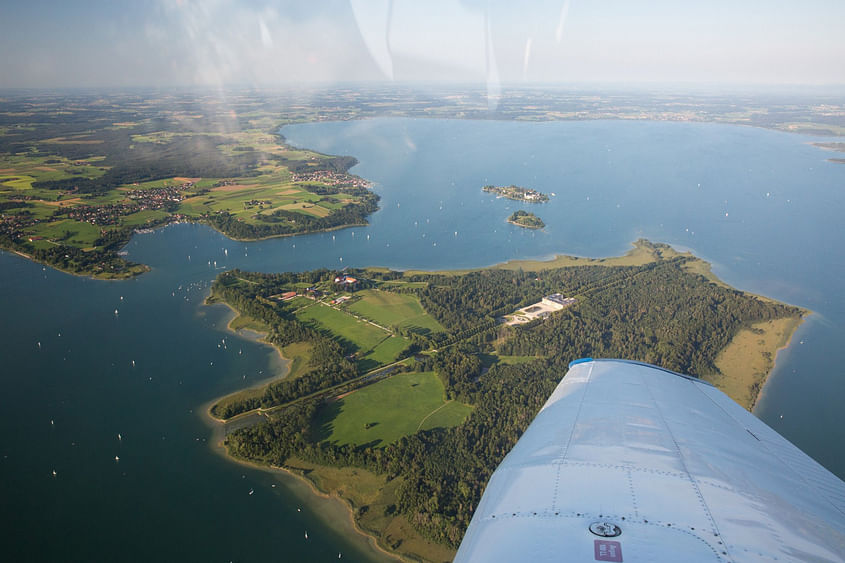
{"left": 1, "top": 118, "right": 843, "bottom": 561}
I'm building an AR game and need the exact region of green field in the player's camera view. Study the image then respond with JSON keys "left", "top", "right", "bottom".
{"left": 357, "top": 334, "right": 411, "bottom": 371}
{"left": 295, "top": 302, "right": 391, "bottom": 354}
{"left": 312, "top": 372, "right": 472, "bottom": 447}
{"left": 347, "top": 289, "right": 445, "bottom": 335}
{"left": 26, "top": 218, "right": 103, "bottom": 247}
{"left": 495, "top": 354, "right": 542, "bottom": 365}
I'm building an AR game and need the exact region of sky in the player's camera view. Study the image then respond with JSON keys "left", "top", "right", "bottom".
{"left": 1, "top": 0, "right": 844, "bottom": 89}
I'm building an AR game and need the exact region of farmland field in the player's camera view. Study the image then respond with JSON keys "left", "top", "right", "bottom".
{"left": 312, "top": 371, "right": 472, "bottom": 447}
{"left": 295, "top": 302, "right": 390, "bottom": 354}
{"left": 347, "top": 289, "right": 445, "bottom": 335}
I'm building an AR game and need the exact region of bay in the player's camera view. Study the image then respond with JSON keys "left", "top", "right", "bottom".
{"left": 1, "top": 117, "right": 843, "bottom": 561}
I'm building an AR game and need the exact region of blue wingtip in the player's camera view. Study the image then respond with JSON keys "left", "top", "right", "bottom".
{"left": 568, "top": 357, "right": 593, "bottom": 368}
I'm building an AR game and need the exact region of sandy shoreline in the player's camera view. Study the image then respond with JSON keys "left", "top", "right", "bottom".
{"left": 752, "top": 314, "right": 811, "bottom": 413}
{"left": 200, "top": 396, "right": 402, "bottom": 562}
{"left": 203, "top": 299, "right": 291, "bottom": 423}
{"left": 708, "top": 314, "right": 809, "bottom": 411}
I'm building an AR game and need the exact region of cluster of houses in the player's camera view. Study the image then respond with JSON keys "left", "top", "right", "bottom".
{"left": 272, "top": 274, "right": 362, "bottom": 305}
{"left": 45, "top": 182, "right": 195, "bottom": 227}
{"left": 0, "top": 209, "right": 37, "bottom": 239}
{"left": 125, "top": 182, "right": 194, "bottom": 209}
{"left": 53, "top": 203, "right": 135, "bottom": 226}
{"left": 243, "top": 199, "right": 273, "bottom": 209}
{"left": 291, "top": 171, "right": 372, "bottom": 189}
{"left": 276, "top": 287, "right": 322, "bottom": 301}
{"left": 334, "top": 274, "right": 359, "bottom": 287}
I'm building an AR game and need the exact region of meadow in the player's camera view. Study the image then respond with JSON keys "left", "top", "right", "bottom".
{"left": 312, "top": 371, "right": 472, "bottom": 447}
{"left": 346, "top": 289, "right": 445, "bottom": 335}
{"left": 295, "top": 302, "right": 391, "bottom": 353}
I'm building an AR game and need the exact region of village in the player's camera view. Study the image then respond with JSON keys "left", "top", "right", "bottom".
{"left": 291, "top": 170, "right": 373, "bottom": 189}
{"left": 125, "top": 181, "right": 195, "bottom": 209}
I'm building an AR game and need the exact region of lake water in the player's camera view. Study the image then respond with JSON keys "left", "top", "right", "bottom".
{"left": 2, "top": 118, "right": 844, "bottom": 561}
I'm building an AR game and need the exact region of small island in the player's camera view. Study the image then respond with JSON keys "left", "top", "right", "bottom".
{"left": 508, "top": 210, "right": 545, "bottom": 229}
{"left": 482, "top": 184, "right": 549, "bottom": 202}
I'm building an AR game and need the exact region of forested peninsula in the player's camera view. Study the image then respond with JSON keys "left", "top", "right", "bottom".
{"left": 208, "top": 240, "right": 805, "bottom": 562}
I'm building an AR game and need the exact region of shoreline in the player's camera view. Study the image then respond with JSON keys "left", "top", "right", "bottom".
{"left": 752, "top": 314, "right": 811, "bottom": 413}
{"left": 200, "top": 397, "right": 403, "bottom": 563}
{"left": 2, "top": 210, "right": 371, "bottom": 281}
{"left": 4, "top": 246, "right": 149, "bottom": 280}
{"left": 217, "top": 219, "right": 370, "bottom": 243}
{"left": 707, "top": 314, "right": 808, "bottom": 411}
{"left": 506, "top": 219, "right": 543, "bottom": 229}
{"left": 203, "top": 298, "right": 292, "bottom": 423}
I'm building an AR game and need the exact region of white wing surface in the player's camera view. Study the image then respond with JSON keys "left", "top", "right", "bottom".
{"left": 454, "top": 359, "right": 845, "bottom": 562}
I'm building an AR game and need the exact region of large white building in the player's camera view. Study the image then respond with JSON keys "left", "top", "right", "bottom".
{"left": 542, "top": 293, "right": 576, "bottom": 309}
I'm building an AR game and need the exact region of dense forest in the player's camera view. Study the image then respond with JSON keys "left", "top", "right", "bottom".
{"left": 220, "top": 251, "right": 803, "bottom": 549}
{"left": 507, "top": 209, "right": 545, "bottom": 228}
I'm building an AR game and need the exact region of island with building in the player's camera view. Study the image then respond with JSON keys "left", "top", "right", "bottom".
{"left": 507, "top": 209, "right": 545, "bottom": 229}
{"left": 205, "top": 239, "right": 806, "bottom": 563}
{"left": 482, "top": 184, "right": 549, "bottom": 202}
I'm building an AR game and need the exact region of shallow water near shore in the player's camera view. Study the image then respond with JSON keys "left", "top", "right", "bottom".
{"left": 2, "top": 118, "right": 844, "bottom": 561}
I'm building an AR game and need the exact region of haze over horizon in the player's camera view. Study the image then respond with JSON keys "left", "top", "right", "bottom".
{"left": 2, "top": 0, "right": 844, "bottom": 90}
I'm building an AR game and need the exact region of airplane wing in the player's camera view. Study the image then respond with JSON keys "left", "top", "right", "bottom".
{"left": 454, "top": 359, "right": 845, "bottom": 562}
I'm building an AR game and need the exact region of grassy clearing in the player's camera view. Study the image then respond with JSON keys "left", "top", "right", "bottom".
{"left": 295, "top": 303, "right": 389, "bottom": 355}
{"left": 495, "top": 354, "right": 542, "bottom": 365}
{"left": 281, "top": 342, "right": 314, "bottom": 380}
{"left": 359, "top": 335, "right": 410, "bottom": 369}
{"left": 313, "top": 372, "right": 472, "bottom": 448}
{"left": 418, "top": 401, "right": 475, "bottom": 431}
{"left": 228, "top": 312, "right": 270, "bottom": 332}
{"left": 705, "top": 316, "right": 805, "bottom": 410}
{"left": 347, "top": 289, "right": 445, "bottom": 335}
{"left": 25, "top": 219, "right": 103, "bottom": 247}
